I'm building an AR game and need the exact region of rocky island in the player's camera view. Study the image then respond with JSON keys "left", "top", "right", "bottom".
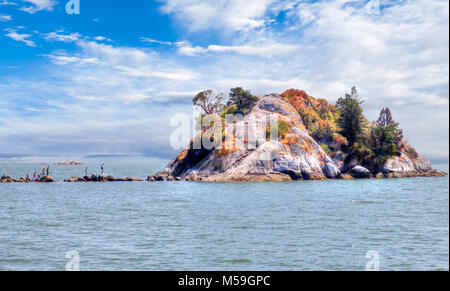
{"left": 157, "top": 88, "right": 447, "bottom": 182}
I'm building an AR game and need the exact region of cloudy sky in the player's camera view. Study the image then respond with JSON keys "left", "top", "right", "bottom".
{"left": 0, "top": 0, "right": 448, "bottom": 164}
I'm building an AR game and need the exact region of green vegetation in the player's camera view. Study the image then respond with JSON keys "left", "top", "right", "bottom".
{"left": 320, "top": 143, "right": 333, "bottom": 156}
{"left": 277, "top": 120, "right": 291, "bottom": 139}
{"left": 228, "top": 87, "right": 259, "bottom": 112}
{"left": 368, "top": 108, "right": 403, "bottom": 165}
{"left": 406, "top": 146, "right": 419, "bottom": 160}
{"left": 336, "top": 87, "right": 366, "bottom": 146}
{"left": 282, "top": 87, "right": 411, "bottom": 171}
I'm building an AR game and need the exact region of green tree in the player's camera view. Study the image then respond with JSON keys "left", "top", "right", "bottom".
{"left": 193, "top": 90, "right": 225, "bottom": 115}
{"left": 370, "top": 108, "right": 403, "bottom": 166}
{"left": 336, "top": 87, "right": 365, "bottom": 145}
{"left": 228, "top": 87, "right": 259, "bottom": 111}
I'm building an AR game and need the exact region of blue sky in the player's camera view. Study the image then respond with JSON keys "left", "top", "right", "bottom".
{"left": 0, "top": 0, "right": 448, "bottom": 164}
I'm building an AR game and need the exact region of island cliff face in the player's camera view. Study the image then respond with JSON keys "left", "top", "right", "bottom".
{"left": 157, "top": 92, "right": 446, "bottom": 182}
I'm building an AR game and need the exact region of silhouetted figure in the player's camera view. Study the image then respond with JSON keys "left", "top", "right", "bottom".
{"left": 46, "top": 166, "right": 50, "bottom": 176}
{"left": 101, "top": 164, "right": 105, "bottom": 175}
{"left": 85, "top": 167, "right": 88, "bottom": 176}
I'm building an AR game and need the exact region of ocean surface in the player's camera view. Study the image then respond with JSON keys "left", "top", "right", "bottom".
{"left": 0, "top": 163, "right": 448, "bottom": 271}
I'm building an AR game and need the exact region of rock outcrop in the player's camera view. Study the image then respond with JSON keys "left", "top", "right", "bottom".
{"left": 0, "top": 174, "right": 55, "bottom": 183}
{"left": 157, "top": 92, "right": 447, "bottom": 182}
{"left": 64, "top": 174, "right": 144, "bottom": 182}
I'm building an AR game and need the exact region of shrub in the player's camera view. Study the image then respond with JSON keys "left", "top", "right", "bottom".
{"left": 406, "top": 147, "right": 419, "bottom": 160}
{"left": 228, "top": 87, "right": 259, "bottom": 112}
{"left": 277, "top": 120, "right": 291, "bottom": 139}
{"left": 320, "top": 144, "right": 333, "bottom": 156}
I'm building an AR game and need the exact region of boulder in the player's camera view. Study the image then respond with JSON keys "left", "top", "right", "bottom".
{"left": 147, "top": 175, "right": 156, "bottom": 182}
{"left": 155, "top": 175, "right": 166, "bottom": 181}
{"left": 375, "top": 172, "right": 384, "bottom": 179}
{"left": 126, "top": 177, "right": 144, "bottom": 182}
{"left": 323, "top": 162, "right": 341, "bottom": 179}
{"left": 1, "top": 173, "right": 11, "bottom": 180}
{"left": 349, "top": 166, "right": 372, "bottom": 179}
{"left": 39, "top": 176, "right": 55, "bottom": 183}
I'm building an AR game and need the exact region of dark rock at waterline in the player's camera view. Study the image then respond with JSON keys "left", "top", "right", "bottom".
{"left": 38, "top": 176, "right": 55, "bottom": 183}
{"left": 323, "top": 163, "right": 341, "bottom": 179}
{"left": 349, "top": 166, "right": 372, "bottom": 179}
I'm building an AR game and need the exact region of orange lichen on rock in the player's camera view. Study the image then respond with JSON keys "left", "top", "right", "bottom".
{"left": 216, "top": 135, "right": 238, "bottom": 157}
{"left": 280, "top": 89, "right": 337, "bottom": 133}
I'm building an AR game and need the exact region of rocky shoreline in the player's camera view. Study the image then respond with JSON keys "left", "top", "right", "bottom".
{"left": 0, "top": 168, "right": 446, "bottom": 184}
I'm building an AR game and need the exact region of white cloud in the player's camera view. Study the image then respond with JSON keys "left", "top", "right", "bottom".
{"left": 0, "top": 14, "right": 13, "bottom": 21}
{"left": 178, "top": 42, "right": 301, "bottom": 57}
{"left": 159, "top": 0, "right": 275, "bottom": 32}
{"left": 43, "top": 30, "right": 81, "bottom": 42}
{"left": 0, "top": 1, "right": 17, "bottom": 5}
{"left": 20, "top": 0, "right": 57, "bottom": 14}
{"left": 4, "top": 28, "right": 35, "bottom": 46}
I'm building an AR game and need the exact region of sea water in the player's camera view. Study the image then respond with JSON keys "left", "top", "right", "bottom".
{"left": 0, "top": 163, "right": 448, "bottom": 270}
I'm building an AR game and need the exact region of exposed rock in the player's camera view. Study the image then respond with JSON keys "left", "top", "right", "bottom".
{"left": 65, "top": 176, "right": 85, "bottom": 182}
{"left": 157, "top": 94, "right": 336, "bottom": 182}
{"left": 1, "top": 173, "right": 11, "bottom": 180}
{"left": 147, "top": 175, "right": 156, "bottom": 182}
{"left": 349, "top": 166, "right": 372, "bottom": 179}
{"left": 124, "top": 177, "right": 144, "bottom": 182}
{"left": 323, "top": 162, "right": 341, "bottom": 179}
{"left": 38, "top": 176, "right": 55, "bottom": 183}
{"left": 155, "top": 175, "right": 166, "bottom": 181}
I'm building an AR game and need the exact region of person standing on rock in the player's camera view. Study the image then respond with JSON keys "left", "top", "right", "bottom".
{"left": 46, "top": 166, "right": 50, "bottom": 176}
{"left": 101, "top": 164, "right": 105, "bottom": 175}
{"left": 33, "top": 171, "right": 36, "bottom": 181}
{"left": 85, "top": 167, "right": 88, "bottom": 177}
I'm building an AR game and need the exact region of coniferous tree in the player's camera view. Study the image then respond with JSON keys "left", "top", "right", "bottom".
{"left": 228, "top": 87, "right": 259, "bottom": 111}
{"left": 336, "top": 87, "right": 365, "bottom": 145}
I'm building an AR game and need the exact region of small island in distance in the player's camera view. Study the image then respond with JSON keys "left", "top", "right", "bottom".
{"left": 156, "top": 87, "right": 447, "bottom": 182}
{"left": 54, "top": 160, "right": 84, "bottom": 165}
